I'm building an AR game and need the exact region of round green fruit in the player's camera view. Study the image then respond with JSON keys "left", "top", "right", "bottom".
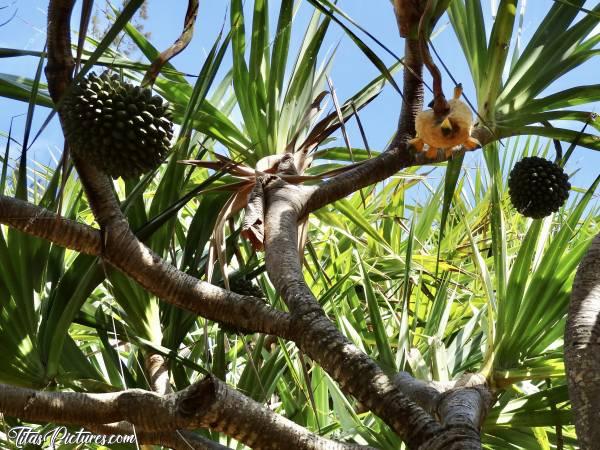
{"left": 508, "top": 156, "right": 570, "bottom": 219}
{"left": 62, "top": 72, "right": 174, "bottom": 179}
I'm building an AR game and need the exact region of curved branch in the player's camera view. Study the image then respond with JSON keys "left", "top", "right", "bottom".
{"left": 45, "top": 0, "right": 75, "bottom": 103}
{"left": 179, "top": 376, "right": 375, "bottom": 450}
{"left": 263, "top": 180, "right": 441, "bottom": 448}
{"left": 260, "top": 23, "right": 493, "bottom": 449}
{"left": 301, "top": 145, "right": 411, "bottom": 216}
{"left": 301, "top": 125, "right": 492, "bottom": 216}
{"left": 417, "top": 385, "right": 492, "bottom": 450}
{"left": 301, "top": 19, "right": 426, "bottom": 216}
{"left": 145, "top": 353, "right": 173, "bottom": 395}
{"left": 0, "top": 194, "right": 293, "bottom": 338}
{"left": 46, "top": 0, "right": 135, "bottom": 231}
{"left": 0, "top": 194, "right": 101, "bottom": 254}
{"left": 142, "top": 0, "right": 199, "bottom": 87}
{"left": 42, "top": 0, "right": 295, "bottom": 340}
{"left": 393, "top": 372, "right": 443, "bottom": 415}
{"left": 390, "top": 37, "right": 424, "bottom": 148}
{"left": 0, "top": 377, "right": 374, "bottom": 450}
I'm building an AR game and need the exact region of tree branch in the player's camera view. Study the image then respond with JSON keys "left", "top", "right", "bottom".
{"left": 45, "top": 0, "right": 75, "bottom": 103}
{"left": 299, "top": 5, "right": 495, "bottom": 217}
{"left": 142, "top": 0, "right": 199, "bottom": 87}
{"left": 45, "top": 0, "right": 143, "bottom": 232}
{"left": 393, "top": 372, "right": 444, "bottom": 415}
{"left": 0, "top": 194, "right": 293, "bottom": 338}
{"left": 416, "top": 386, "right": 491, "bottom": 450}
{"left": 37, "top": 3, "right": 496, "bottom": 450}
{"left": 390, "top": 37, "right": 424, "bottom": 148}
{"left": 301, "top": 125, "right": 492, "bottom": 217}
{"left": 263, "top": 180, "right": 441, "bottom": 448}
{"left": 145, "top": 353, "right": 173, "bottom": 396}
{"left": 262, "top": 176, "right": 488, "bottom": 448}
{"left": 0, "top": 377, "right": 373, "bottom": 450}
{"left": 0, "top": 194, "right": 101, "bottom": 254}
{"left": 260, "top": 21, "right": 494, "bottom": 448}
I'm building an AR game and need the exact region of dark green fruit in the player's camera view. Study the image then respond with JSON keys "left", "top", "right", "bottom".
{"left": 508, "top": 156, "right": 570, "bottom": 219}
{"left": 62, "top": 72, "right": 173, "bottom": 179}
{"left": 218, "top": 277, "right": 265, "bottom": 299}
{"left": 218, "top": 277, "right": 266, "bottom": 335}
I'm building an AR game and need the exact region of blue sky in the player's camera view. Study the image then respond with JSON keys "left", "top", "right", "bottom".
{"left": 0, "top": 0, "right": 599, "bottom": 194}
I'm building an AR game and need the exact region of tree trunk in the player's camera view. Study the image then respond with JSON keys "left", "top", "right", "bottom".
{"left": 565, "top": 232, "right": 600, "bottom": 449}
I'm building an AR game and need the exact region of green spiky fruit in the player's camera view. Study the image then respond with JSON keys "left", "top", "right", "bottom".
{"left": 229, "top": 277, "right": 265, "bottom": 298}
{"left": 508, "top": 156, "right": 570, "bottom": 219}
{"left": 218, "top": 277, "right": 266, "bottom": 335}
{"left": 62, "top": 72, "right": 173, "bottom": 179}
{"left": 218, "top": 277, "right": 265, "bottom": 299}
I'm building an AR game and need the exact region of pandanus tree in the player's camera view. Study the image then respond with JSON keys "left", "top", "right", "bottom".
{"left": 0, "top": 0, "right": 598, "bottom": 449}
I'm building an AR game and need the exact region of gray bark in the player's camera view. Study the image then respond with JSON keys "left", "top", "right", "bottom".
{"left": 565, "top": 232, "right": 600, "bottom": 449}
{"left": 0, "top": 194, "right": 293, "bottom": 338}
{"left": 0, "top": 377, "right": 373, "bottom": 450}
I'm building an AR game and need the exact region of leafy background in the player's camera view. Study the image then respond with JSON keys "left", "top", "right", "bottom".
{"left": 0, "top": 1, "right": 599, "bottom": 449}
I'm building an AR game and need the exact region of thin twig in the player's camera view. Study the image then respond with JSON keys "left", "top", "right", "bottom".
{"left": 142, "top": 0, "right": 199, "bottom": 87}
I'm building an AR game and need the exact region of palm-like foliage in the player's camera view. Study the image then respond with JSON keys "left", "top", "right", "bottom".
{"left": 0, "top": 1, "right": 598, "bottom": 449}
{"left": 449, "top": 0, "right": 600, "bottom": 148}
